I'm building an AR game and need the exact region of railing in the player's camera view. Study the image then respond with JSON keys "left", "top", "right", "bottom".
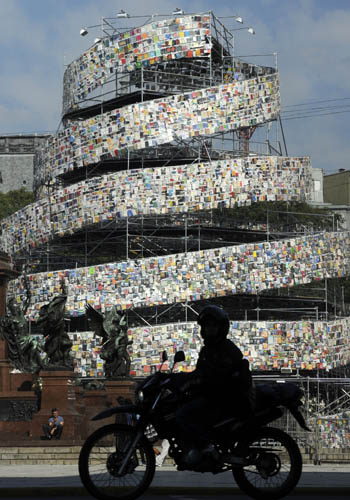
{"left": 254, "top": 376, "right": 350, "bottom": 464}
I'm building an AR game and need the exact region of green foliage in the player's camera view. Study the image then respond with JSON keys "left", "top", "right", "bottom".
{"left": 0, "top": 188, "right": 34, "bottom": 220}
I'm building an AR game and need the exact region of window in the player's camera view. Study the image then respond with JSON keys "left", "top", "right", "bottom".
{"left": 313, "top": 180, "right": 321, "bottom": 192}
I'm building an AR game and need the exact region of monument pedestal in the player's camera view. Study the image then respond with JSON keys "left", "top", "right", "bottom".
{"left": 0, "top": 338, "right": 11, "bottom": 393}
{"left": 30, "top": 370, "right": 83, "bottom": 442}
{"left": 105, "top": 378, "right": 136, "bottom": 407}
{"left": 0, "top": 388, "right": 38, "bottom": 440}
{"left": 82, "top": 389, "right": 110, "bottom": 437}
{"left": 0, "top": 337, "right": 38, "bottom": 441}
{"left": 0, "top": 252, "right": 38, "bottom": 440}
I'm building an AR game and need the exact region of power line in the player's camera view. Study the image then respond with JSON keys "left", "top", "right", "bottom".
{"left": 281, "top": 109, "right": 350, "bottom": 121}
{"left": 282, "top": 104, "right": 350, "bottom": 115}
{"left": 282, "top": 97, "right": 350, "bottom": 109}
{"left": 279, "top": 95, "right": 350, "bottom": 121}
{"left": 281, "top": 97, "right": 350, "bottom": 121}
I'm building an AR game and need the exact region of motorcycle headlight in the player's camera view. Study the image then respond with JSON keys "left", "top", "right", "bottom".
{"left": 138, "top": 390, "right": 144, "bottom": 402}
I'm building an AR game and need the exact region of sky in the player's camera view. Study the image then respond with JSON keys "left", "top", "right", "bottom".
{"left": 0, "top": 0, "right": 349, "bottom": 174}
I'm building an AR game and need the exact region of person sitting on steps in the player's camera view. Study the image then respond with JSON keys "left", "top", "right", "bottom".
{"left": 41, "top": 408, "right": 64, "bottom": 440}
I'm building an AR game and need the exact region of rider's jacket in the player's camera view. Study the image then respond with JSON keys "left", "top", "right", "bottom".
{"left": 176, "top": 336, "right": 253, "bottom": 414}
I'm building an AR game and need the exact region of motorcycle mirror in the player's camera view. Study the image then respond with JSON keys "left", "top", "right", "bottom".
{"left": 161, "top": 350, "right": 168, "bottom": 362}
{"left": 174, "top": 350, "right": 185, "bottom": 364}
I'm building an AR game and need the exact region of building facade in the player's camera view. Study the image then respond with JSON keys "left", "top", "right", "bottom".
{"left": 324, "top": 169, "right": 350, "bottom": 205}
{"left": 0, "top": 135, "right": 49, "bottom": 193}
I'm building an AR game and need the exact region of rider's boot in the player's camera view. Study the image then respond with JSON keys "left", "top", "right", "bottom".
{"left": 200, "top": 443, "right": 220, "bottom": 462}
{"left": 178, "top": 447, "right": 202, "bottom": 470}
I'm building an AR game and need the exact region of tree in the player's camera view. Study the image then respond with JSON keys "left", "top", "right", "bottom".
{"left": 0, "top": 188, "right": 34, "bottom": 220}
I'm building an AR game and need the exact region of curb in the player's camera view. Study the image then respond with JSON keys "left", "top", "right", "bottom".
{"left": 1, "top": 486, "right": 350, "bottom": 497}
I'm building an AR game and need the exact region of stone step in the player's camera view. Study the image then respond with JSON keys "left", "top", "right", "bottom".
{"left": 0, "top": 445, "right": 82, "bottom": 464}
{"left": 0, "top": 453, "right": 80, "bottom": 459}
{"left": 0, "top": 459, "right": 78, "bottom": 465}
{"left": 0, "top": 446, "right": 82, "bottom": 453}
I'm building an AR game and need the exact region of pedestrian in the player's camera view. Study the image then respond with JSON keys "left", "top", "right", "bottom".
{"left": 41, "top": 408, "right": 64, "bottom": 440}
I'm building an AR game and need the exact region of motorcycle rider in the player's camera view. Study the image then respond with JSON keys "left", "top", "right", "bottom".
{"left": 173, "top": 304, "right": 254, "bottom": 468}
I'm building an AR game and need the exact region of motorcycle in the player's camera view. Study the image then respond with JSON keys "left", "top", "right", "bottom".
{"left": 79, "top": 351, "right": 310, "bottom": 500}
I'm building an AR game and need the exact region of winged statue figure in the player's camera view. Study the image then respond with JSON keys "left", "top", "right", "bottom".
{"left": 35, "top": 279, "right": 73, "bottom": 368}
{"left": 0, "top": 274, "right": 47, "bottom": 374}
{"left": 85, "top": 304, "right": 132, "bottom": 378}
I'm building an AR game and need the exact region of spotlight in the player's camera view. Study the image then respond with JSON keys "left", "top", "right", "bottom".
{"left": 248, "top": 27, "right": 255, "bottom": 34}
{"left": 117, "top": 9, "right": 129, "bottom": 18}
{"left": 172, "top": 8, "right": 184, "bottom": 15}
{"left": 80, "top": 28, "right": 88, "bottom": 36}
{"left": 94, "top": 37, "right": 101, "bottom": 44}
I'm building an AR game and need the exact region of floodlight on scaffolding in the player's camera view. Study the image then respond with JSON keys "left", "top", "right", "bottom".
{"left": 218, "top": 15, "right": 244, "bottom": 24}
{"left": 231, "top": 26, "right": 256, "bottom": 35}
{"left": 94, "top": 37, "right": 101, "bottom": 44}
{"left": 117, "top": 9, "right": 130, "bottom": 18}
{"left": 172, "top": 8, "right": 184, "bottom": 15}
{"left": 80, "top": 28, "right": 88, "bottom": 36}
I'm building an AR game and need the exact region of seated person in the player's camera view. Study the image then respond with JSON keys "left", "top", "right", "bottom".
{"left": 42, "top": 408, "right": 64, "bottom": 440}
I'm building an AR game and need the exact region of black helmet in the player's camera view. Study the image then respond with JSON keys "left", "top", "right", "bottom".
{"left": 197, "top": 305, "right": 230, "bottom": 338}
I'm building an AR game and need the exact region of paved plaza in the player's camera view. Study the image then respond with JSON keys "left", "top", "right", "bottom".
{"left": 0, "top": 463, "right": 349, "bottom": 496}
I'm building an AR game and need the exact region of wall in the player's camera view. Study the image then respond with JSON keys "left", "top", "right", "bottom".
{"left": 0, "top": 155, "right": 34, "bottom": 193}
{"left": 310, "top": 167, "right": 324, "bottom": 203}
{"left": 0, "top": 135, "right": 50, "bottom": 194}
{"left": 324, "top": 170, "right": 350, "bottom": 205}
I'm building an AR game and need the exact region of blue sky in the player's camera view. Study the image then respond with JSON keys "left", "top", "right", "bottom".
{"left": 0, "top": 0, "right": 349, "bottom": 174}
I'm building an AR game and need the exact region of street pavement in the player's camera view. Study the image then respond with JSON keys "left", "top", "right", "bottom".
{"left": 0, "top": 463, "right": 349, "bottom": 496}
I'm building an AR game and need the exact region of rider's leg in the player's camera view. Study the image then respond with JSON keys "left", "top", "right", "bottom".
{"left": 176, "top": 396, "right": 224, "bottom": 444}
{"left": 175, "top": 397, "right": 223, "bottom": 466}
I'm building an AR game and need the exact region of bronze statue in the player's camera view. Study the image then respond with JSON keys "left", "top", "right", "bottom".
{"left": 85, "top": 304, "right": 132, "bottom": 378}
{"left": 0, "top": 285, "right": 47, "bottom": 374}
{"left": 35, "top": 279, "right": 73, "bottom": 369}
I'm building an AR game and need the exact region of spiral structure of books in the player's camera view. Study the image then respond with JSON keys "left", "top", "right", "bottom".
{"left": 1, "top": 12, "right": 350, "bottom": 378}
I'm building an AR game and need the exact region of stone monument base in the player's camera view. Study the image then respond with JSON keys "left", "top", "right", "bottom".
{"left": 0, "top": 366, "right": 38, "bottom": 441}
{"left": 30, "top": 370, "right": 83, "bottom": 442}
{"left": 105, "top": 378, "right": 136, "bottom": 407}
{"left": 81, "top": 389, "right": 111, "bottom": 437}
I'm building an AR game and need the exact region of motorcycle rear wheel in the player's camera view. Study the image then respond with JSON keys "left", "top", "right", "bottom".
{"left": 232, "top": 426, "right": 302, "bottom": 500}
{"left": 79, "top": 424, "right": 155, "bottom": 500}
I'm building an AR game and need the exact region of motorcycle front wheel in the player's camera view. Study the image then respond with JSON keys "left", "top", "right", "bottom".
{"left": 232, "top": 426, "right": 302, "bottom": 500}
{"left": 79, "top": 424, "right": 155, "bottom": 500}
